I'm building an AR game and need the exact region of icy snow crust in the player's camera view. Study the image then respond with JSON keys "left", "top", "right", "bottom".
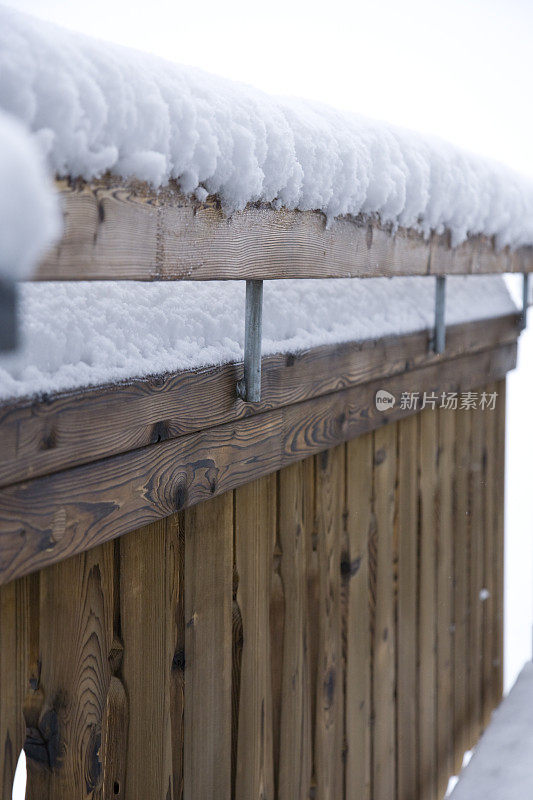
{"left": 0, "top": 109, "right": 60, "bottom": 279}
{"left": 2, "top": 6, "right": 533, "bottom": 249}
{"left": 0, "top": 276, "right": 516, "bottom": 401}
{"left": 450, "top": 662, "right": 533, "bottom": 800}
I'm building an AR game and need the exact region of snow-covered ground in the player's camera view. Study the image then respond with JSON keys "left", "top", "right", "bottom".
{"left": 450, "top": 662, "right": 533, "bottom": 799}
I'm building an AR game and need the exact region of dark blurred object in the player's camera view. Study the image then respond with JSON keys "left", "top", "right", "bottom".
{"left": 0, "top": 279, "right": 17, "bottom": 352}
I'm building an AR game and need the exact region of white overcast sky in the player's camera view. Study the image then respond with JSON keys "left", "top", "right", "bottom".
{"left": 5, "top": 0, "right": 533, "bottom": 177}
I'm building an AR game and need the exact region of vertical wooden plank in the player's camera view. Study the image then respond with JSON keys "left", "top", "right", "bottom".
{"left": 307, "top": 458, "right": 320, "bottom": 800}
{"left": 277, "top": 459, "right": 313, "bottom": 800}
{"left": 270, "top": 474, "right": 285, "bottom": 799}
{"left": 453, "top": 406, "right": 471, "bottom": 773}
{"left": 314, "top": 445, "right": 344, "bottom": 800}
{"left": 234, "top": 474, "right": 275, "bottom": 800}
{"left": 492, "top": 379, "right": 506, "bottom": 707}
{"left": 121, "top": 516, "right": 182, "bottom": 799}
{"left": 1, "top": 573, "right": 38, "bottom": 798}
{"left": 467, "top": 404, "right": 485, "bottom": 748}
{"left": 396, "top": 414, "right": 419, "bottom": 800}
{"left": 183, "top": 492, "right": 233, "bottom": 800}
{"left": 372, "top": 424, "right": 396, "bottom": 800}
{"left": 436, "top": 407, "right": 455, "bottom": 798}
{"left": 481, "top": 383, "right": 496, "bottom": 730}
{"left": 418, "top": 408, "right": 437, "bottom": 800}
{"left": 345, "top": 433, "right": 373, "bottom": 800}
{"left": 31, "top": 542, "right": 115, "bottom": 798}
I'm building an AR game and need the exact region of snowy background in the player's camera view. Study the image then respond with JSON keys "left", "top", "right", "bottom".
{"left": 4, "top": 0, "right": 533, "bottom": 796}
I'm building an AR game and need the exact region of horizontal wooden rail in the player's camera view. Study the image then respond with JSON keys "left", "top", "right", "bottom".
{"left": 0, "top": 314, "right": 520, "bottom": 487}
{"left": 0, "top": 337, "right": 516, "bottom": 585}
{"left": 33, "top": 177, "right": 533, "bottom": 281}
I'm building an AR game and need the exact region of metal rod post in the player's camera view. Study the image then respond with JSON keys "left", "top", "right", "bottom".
{"left": 433, "top": 275, "right": 446, "bottom": 354}
{"left": 237, "top": 279, "right": 263, "bottom": 402}
{"left": 520, "top": 273, "right": 529, "bottom": 332}
{"left": 0, "top": 279, "right": 18, "bottom": 352}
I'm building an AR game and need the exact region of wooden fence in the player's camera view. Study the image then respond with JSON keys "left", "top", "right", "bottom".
{"left": 0, "top": 183, "right": 518, "bottom": 797}
{"left": 0, "top": 379, "right": 505, "bottom": 799}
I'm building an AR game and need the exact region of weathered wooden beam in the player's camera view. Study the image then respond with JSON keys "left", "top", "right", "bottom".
{"left": 32, "top": 178, "right": 533, "bottom": 281}
{"left": 0, "top": 341, "right": 516, "bottom": 585}
{"left": 0, "top": 314, "right": 519, "bottom": 488}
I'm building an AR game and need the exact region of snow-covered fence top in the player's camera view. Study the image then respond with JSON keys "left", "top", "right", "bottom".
{"left": 2, "top": 5, "right": 533, "bottom": 283}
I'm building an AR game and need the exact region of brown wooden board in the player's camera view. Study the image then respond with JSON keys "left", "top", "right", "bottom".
{"left": 436, "top": 407, "right": 455, "bottom": 798}
{"left": 276, "top": 459, "right": 313, "bottom": 800}
{"left": 452, "top": 405, "right": 472, "bottom": 774}
{"left": 119, "top": 518, "right": 180, "bottom": 798}
{"left": 0, "top": 573, "right": 38, "bottom": 797}
{"left": 344, "top": 433, "right": 373, "bottom": 800}
{"left": 183, "top": 493, "right": 233, "bottom": 799}
{"left": 34, "top": 178, "right": 533, "bottom": 281}
{"left": 371, "top": 424, "right": 397, "bottom": 800}
{"left": 0, "top": 342, "right": 517, "bottom": 586}
{"left": 396, "top": 413, "right": 419, "bottom": 800}
{"left": 234, "top": 475, "right": 275, "bottom": 799}
{"left": 418, "top": 408, "right": 438, "bottom": 800}
{"left": 26, "top": 542, "right": 116, "bottom": 798}
{"left": 467, "top": 404, "right": 485, "bottom": 749}
{"left": 481, "top": 382, "right": 496, "bottom": 730}
{"left": 0, "top": 314, "right": 518, "bottom": 489}
{"left": 492, "top": 380, "right": 506, "bottom": 707}
{"left": 313, "top": 445, "right": 344, "bottom": 799}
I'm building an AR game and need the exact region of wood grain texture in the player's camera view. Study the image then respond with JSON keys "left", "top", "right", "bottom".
{"left": 314, "top": 445, "right": 344, "bottom": 800}
{"left": 0, "top": 342, "right": 517, "bottom": 586}
{"left": 120, "top": 518, "right": 179, "bottom": 799}
{"left": 372, "top": 424, "right": 396, "bottom": 800}
{"left": 452, "top": 406, "right": 471, "bottom": 774}
{"left": 183, "top": 493, "right": 233, "bottom": 800}
{"left": 234, "top": 475, "right": 275, "bottom": 800}
{"left": 0, "top": 573, "right": 38, "bottom": 797}
{"left": 33, "top": 178, "right": 533, "bottom": 281}
{"left": 436, "top": 408, "right": 455, "bottom": 799}
{"left": 277, "top": 459, "right": 313, "bottom": 800}
{"left": 467, "top": 405, "right": 485, "bottom": 749}
{"left": 0, "top": 393, "right": 508, "bottom": 798}
{"left": 418, "top": 408, "right": 438, "bottom": 800}
{"left": 481, "top": 383, "right": 496, "bottom": 730}
{"left": 492, "top": 380, "right": 506, "bottom": 708}
{"left": 396, "top": 413, "right": 419, "bottom": 800}
{"left": 345, "top": 433, "right": 373, "bottom": 800}
{"left": 26, "top": 542, "right": 115, "bottom": 798}
{"left": 0, "top": 314, "right": 518, "bottom": 489}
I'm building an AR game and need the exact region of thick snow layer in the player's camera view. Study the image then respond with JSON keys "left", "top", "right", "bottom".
{"left": 0, "top": 108, "right": 60, "bottom": 279}
{"left": 2, "top": 7, "right": 533, "bottom": 249}
{"left": 450, "top": 662, "right": 533, "bottom": 800}
{"left": 0, "top": 275, "right": 516, "bottom": 401}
